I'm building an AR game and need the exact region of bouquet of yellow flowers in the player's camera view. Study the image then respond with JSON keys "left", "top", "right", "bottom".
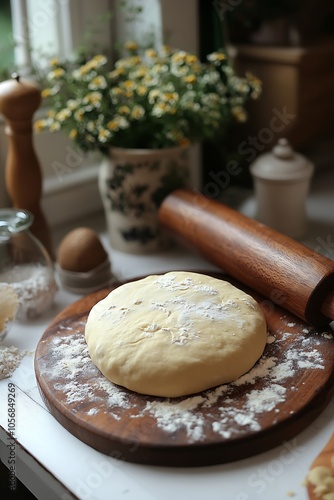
{"left": 36, "top": 42, "right": 261, "bottom": 153}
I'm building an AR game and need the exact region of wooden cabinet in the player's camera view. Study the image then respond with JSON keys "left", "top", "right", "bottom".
{"left": 234, "top": 38, "right": 334, "bottom": 149}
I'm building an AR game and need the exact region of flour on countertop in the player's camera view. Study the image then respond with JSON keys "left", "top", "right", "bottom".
{"left": 37, "top": 316, "right": 332, "bottom": 442}
{"left": 0, "top": 345, "right": 25, "bottom": 380}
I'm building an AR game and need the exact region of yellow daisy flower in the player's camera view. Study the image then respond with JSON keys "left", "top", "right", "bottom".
{"left": 171, "top": 65, "right": 188, "bottom": 77}
{"left": 90, "top": 54, "right": 107, "bottom": 67}
{"left": 124, "top": 41, "right": 138, "bottom": 52}
{"left": 166, "top": 105, "right": 177, "bottom": 115}
{"left": 160, "top": 45, "right": 171, "bottom": 56}
{"left": 79, "top": 63, "right": 92, "bottom": 76}
{"left": 136, "top": 85, "right": 148, "bottom": 96}
{"left": 232, "top": 105, "right": 248, "bottom": 122}
{"left": 110, "top": 87, "right": 123, "bottom": 96}
{"left": 47, "top": 68, "right": 65, "bottom": 80}
{"left": 34, "top": 119, "right": 48, "bottom": 132}
{"left": 152, "top": 63, "right": 168, "bottom": 74}
{"left": 49, "top": 57, "right": 61, "bottom": 67}
{"left": 131, "top": 66, "right": 147, "bottom": 79}
{"left": 184, "top": 75, "right": 196, "bottom": 84}
{"left": 171, "top": 51, "right": 187, "bottom": 64}
{"left": 148, "top": 89, "right": 160, "bottom": 104}
{"left": 41, "top": 88, "right": 53, "bottom": 98}
{"left": 56, "top": 108, "right": 71, "bottom": 122}
{"left": 145, "top": 49, "right": 157, "bottom": 59}
{"left": 83, "top": 92, "right": 102, "bottom": 105}
{"left": 207, "top": 52, "right": 226, "bottom": 63}
{"left": 88, "top": 76, "right": 107, "bottom": 90}
{"left": 107, "top": 116, "right": 129, "bottom": 131}
{"left": 118, "top": 106, "right": 131, "bottom": 115}
{"left": 87, "top": 121, "right": 97, "bottom": 132}
{"left": 74, "top": 109, "right": 85, "bottom": 122}
{"left": 98, "top": 128, "right": 111, "bottom": 142}
{"left": 186, "top": 54, "right": 198, "bottom": 65}
{"left": 122, "top": 80, "right": 136, "bottom": 91}
{"left": 131, "top": 105, "right": 145, "bottom": 120}
{"left": 50, "top": 121, "right": 61, "bottom": 132}
{"left": 116, "top": 116, "right": 129, "bottom": 129}
{"left": 143, "top": 74, "right": 154, "bottom": 85}
{"left": 152, "top": 102, "right": 167, "bottom": 117}
{"left": 67, "top": 99, "right": 79, "bottom": 110}
{"left": 161, "top": 92, "right": 178, "bottom": 104}
{"left": 107, "top": 120, "right": 120, "bottom": 131}
{"left": 109, "top": 67, "right": 125, "bottom": 79}
{"left": 234, "top": 80, "right": 250, "bottom": 93}
{"left": 69, "top": 129, "right": 78, "bottom": 139}
{"left": 42, "top": 86, "right": 59, "bottom": 98}
{"left": 116, "top": 56, "right": 141, "bottom": 68}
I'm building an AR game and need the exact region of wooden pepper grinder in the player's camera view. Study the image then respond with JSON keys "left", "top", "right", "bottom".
{"left": 0, "top": 74, "right": 53, "bottom": 257}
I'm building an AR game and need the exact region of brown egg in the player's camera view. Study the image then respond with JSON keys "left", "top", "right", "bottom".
{"left": 57, "top": 227, "right": 108, "bottom": 272}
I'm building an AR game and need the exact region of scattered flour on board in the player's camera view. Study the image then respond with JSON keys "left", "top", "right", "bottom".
{"left": 38, "top": 319, "right": 333, "bottom": 443}
{"left": 0, "top": 346, "right": 25, "bottom": 380}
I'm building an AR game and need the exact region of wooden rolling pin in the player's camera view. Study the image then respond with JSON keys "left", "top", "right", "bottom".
{"left": 159, "top": 189, "right": 334, "bottom": 327}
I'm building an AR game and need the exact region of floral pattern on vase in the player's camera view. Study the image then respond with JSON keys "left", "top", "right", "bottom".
{"left": 98, "top": 146, "right": 189, "bottom": 253}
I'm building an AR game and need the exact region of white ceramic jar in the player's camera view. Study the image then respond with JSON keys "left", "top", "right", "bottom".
{"left": 250, "top": 138, "right": 314, "bottom": 238}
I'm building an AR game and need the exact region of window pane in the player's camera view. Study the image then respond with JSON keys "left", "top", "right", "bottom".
{"left": 0, "top": 0, "right": 14, "bottom": 78}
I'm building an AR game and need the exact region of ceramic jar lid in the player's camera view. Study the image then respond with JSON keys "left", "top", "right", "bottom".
{"left": 250, "top": 138, "right": 314, "bottom": 181}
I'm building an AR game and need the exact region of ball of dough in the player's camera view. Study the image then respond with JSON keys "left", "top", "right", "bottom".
{"left": 85, "top": 271, "right": 267, "bottom": 398}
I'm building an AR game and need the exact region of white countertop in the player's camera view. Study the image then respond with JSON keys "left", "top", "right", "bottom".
{"left": 0, "top": 169, "right": 333, "bottom": 500}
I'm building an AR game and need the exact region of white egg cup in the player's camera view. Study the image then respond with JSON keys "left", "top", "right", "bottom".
{"left": 55, "top": 258, "right": 115, "bottom": 294}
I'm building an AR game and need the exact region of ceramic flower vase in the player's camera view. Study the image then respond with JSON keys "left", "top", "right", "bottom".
{"left": 98, "top": 146, "right": 189, "bottom": 254}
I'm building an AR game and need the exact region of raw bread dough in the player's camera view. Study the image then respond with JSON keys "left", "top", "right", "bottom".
{"left": 85, "top": 271, "right": 267, "bottom": 397}
{"left": 0, "top": 284, "right": 19, "bottom": 338}
{"left": 306, "top": 462, "right": 334, "bottom": 499}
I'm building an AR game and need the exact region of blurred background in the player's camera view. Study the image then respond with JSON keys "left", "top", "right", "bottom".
{"left": 0, "top": 0, "right": 333, "bottom": 223}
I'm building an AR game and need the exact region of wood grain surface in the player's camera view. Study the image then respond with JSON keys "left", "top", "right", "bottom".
{"left": 0, "top": 76, "right": 53, "bottom": 257}
{"left": 307, "top": 433, "right": 334, "bottom": 500}
{"left": 159, "top": 189, "right": 334, "bottom": 326}
{"left": 34, "top": 273, "right": 334, "bottom": 467}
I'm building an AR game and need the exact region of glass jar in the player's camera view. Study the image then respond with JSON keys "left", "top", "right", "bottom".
{"left": 0, "top": 209, "right": 57, "bottom": 320}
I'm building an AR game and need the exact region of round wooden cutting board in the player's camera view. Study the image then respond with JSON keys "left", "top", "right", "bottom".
{"left": 34, "top": 273, "right": 334, "bottom": 467}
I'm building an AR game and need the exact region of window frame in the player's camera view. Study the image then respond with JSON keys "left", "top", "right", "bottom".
{"left": 1, "top": 0, "right": 114, "bottom": 221}
{"left": 11, "top": 0, "right": 114, "bottom": 72}
{"left": 1, "top": 0, "right": 201, "bottom": 225}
